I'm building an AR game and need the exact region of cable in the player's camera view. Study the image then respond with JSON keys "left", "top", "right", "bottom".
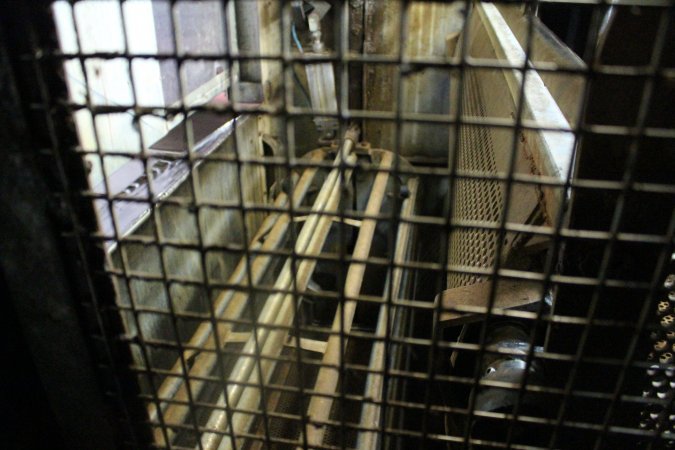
{"left": 291, "top": 23, "right": 312, "bottom": 106}
{"left": 292, "top": 23, "right": 304, "bottom": 54}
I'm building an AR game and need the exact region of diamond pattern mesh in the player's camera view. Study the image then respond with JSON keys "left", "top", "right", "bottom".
{"left": 448, "top": 70, "right": 503, "bottom": 289}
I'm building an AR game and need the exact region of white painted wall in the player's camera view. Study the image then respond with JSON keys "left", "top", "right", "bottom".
{"left": 53, "top": 0, "right": 170, "bottom": 188}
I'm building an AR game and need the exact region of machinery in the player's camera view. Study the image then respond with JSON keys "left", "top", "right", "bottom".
{"left": 1, "top": 1, "right": 673, "bottom": 449}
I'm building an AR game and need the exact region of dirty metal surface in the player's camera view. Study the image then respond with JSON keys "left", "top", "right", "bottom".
{"left": 437, "top": 279, "right": 546, "bottom": 326}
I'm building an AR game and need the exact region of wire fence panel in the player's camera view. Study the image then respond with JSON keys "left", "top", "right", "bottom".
{"left": 6, "top": 1, "right": 674, "bottom": 449}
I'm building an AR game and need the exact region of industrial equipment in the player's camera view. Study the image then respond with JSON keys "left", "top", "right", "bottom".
{"left": 1, "top": 1, "right": 673, "bottom": 450}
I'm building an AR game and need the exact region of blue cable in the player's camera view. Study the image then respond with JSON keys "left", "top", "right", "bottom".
{"left": 291, "top": 24, "right": 304, "bottom": 54}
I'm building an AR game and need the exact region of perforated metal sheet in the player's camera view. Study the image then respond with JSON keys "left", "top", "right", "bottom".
{"left": 448, "top": 70, "right": 503, "bottom": 289}
{"left": 447, "top": 6, "right": 544, "bottom": 290}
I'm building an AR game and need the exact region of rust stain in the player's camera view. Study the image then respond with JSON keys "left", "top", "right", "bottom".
{"left": 520, "top": 131, "right": 553, "bottom": 225}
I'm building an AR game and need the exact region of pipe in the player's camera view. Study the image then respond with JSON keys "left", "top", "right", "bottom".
{"left": 200, "top": 129, "right": 360, "bottom": 450}
{"left": 357, "top": 177, "right": 418, "bottom": 449}
{"left": 304, "top": 151, "right": 394, "bottom": 447}
{"left": 149, "top": 150, "right": 325, "bottom": 444}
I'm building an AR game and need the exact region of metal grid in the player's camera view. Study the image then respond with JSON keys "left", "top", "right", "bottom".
{"left": 4, "top": 0, "right": 675, "bottom": 449}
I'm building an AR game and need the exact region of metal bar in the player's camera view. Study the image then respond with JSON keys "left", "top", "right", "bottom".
{"left": 64, "top": 3, "right": 176, "bottom": 447}
{"left": 147, "top": 151, "right": 321, "bottom": 409}
{"left": 418, "top": 0, "right": 469, "bottom": 445}
{"left": 115, "top": 2, "right": 208, "bottom": 447}
{"left": 590, "top": 9, "right": 674, "bottom": 445}
{"left": 436, "top": 279, "right": 546, "bottom": 326}
{"left": 200, "top": 132, "right": 359, "bottom": 450}
{"left": 457, "top": 2, "right": 540, "bottom": 448}
{"left": 150, "top": 151, "right": 324, "bottom": 437}
{"left": 219, "top": 2, "right": 275, "bottom": 446}
{"left": 500, "top": 4, "right": 607, "bottom": 448}
{"left": 279, "top": 2, "right": 313, "bottom": 448}
{"left": 549, "top": 6, "right": 675, "bottom": 448}
{"left": 357, "top": 177, "right": 418, "bottom": 449}
{"left": 304, "top": 150, "right": 394, "bottom": 446}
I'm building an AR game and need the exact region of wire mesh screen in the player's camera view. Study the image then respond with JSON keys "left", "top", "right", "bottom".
{"left": 11, "top": 0, "right": 675, "bottom": 449}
